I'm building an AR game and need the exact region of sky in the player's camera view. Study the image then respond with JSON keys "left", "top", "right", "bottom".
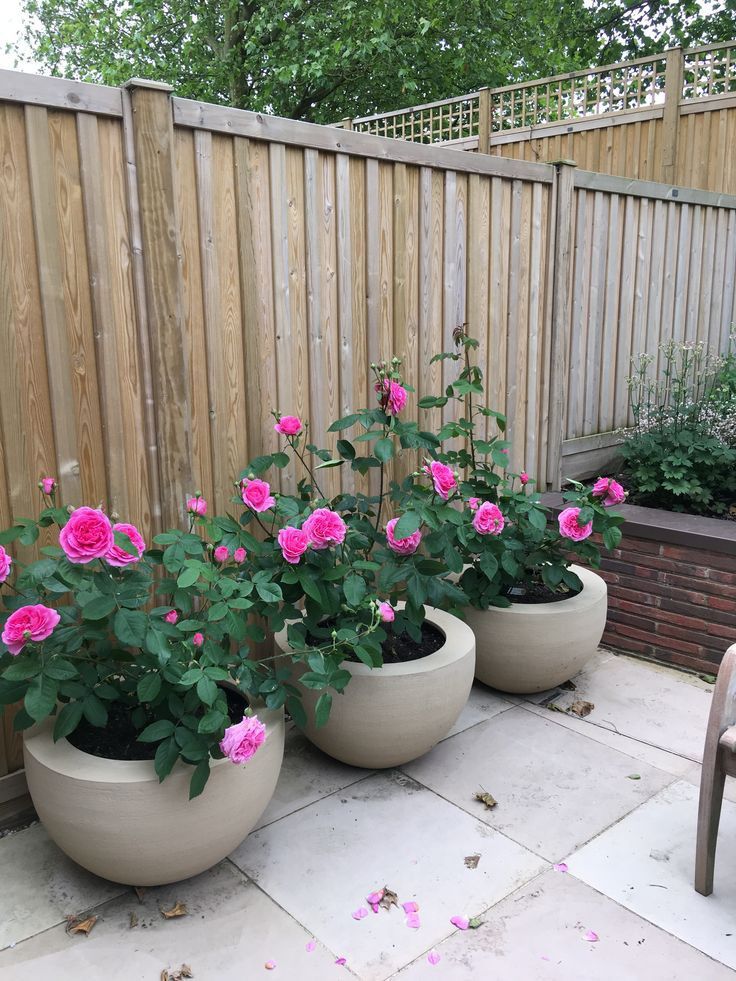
{"left": 0, "top": 0, "right": 42, "bottom": 72}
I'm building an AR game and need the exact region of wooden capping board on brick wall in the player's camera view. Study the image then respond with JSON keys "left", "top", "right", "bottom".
{"left": 541, "top": 494, "right": 736, "bottom": 674}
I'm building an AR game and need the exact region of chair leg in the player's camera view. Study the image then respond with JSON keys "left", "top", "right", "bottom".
{"left": 695, "top": 760, "right": 726, "bottom": 896}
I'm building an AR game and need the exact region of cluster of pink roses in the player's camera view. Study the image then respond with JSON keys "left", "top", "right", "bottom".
{"left": 59, "top": 506, "right": 146, "bottom": 568}
{"left": 558, "top": 477, "right": 625, "bottom": 542}
{"left": 277, "top": 507, "right": 347, "bottom": 565}
{"left": 214, "top": 545, "right": 247, "bottom": 564}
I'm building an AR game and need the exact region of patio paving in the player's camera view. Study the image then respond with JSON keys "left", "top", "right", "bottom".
{"left": 1, "top": 649, "right": 735, "bottom": 980}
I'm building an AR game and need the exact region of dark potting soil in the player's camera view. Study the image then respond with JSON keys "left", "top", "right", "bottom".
{"left": 503, "top": 581, "right": 579, "bottom": 605}
{"left": 67, "top": 686, "right": 247, "bottom": 762}
{"left": 354, "top": 621, "right": 445, "bottom": 664}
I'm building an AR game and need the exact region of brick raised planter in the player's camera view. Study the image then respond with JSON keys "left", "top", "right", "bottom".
{"left": 541, "top": 496, "right": 736, "bottom": 675}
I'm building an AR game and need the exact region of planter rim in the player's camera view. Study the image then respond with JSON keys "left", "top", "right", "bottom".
{"left": 468, "top": 563, "right": 605, "bottom": 616}
{"left": 274, "top": 603, "right": 474, "bottom": 678}
{"left": 541, "top": 492, "right": 736, "bottom": 556}
{"left": 23, "top": 699, "right": 281, "bottom": 786}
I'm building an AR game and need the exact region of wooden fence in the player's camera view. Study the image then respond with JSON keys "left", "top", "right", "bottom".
{"left": 344, "top": 42, "right": 736, "bottom": 195}
{"left": 0, "top": 69, "right": 735, "bottom": 795}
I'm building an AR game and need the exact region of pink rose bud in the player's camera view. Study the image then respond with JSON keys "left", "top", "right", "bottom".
{"left": 302, "top": 508, "right": 347, "bottom": 549}
{"left": 0, "top": 546, "right": 12, "bottom": 584}
{"left": 164, "top": 609, "right": 179, "bottom": 624}
{"left": 233, "top": 547, "right": 247, "bottom": 563}
{"left": 2, "top": 604, "right": 60, "bottom": 656}
{"left": 106, "top": 522, "right": 146, "bottom": 568}
{"left": 468, "top": 497, "right": 480, "bottom": 511}
{"left": 278, "top": 526, "right": 309, "bottom": 565}
{"left": 472, "top": 501, "right": 505, "bottom": 536}
{"left": 186, "top": 495, "right": 207, "bottom": 516}
{"left": 520, "top": 471, "right": 529, "bottom": 485}
{"left": 591, "top": 476, "right": 625, "bottom": 507}
{"left": 558, "top": 506, "right": 593, "bottom": 542}
{"left": 241, "top": 478, "right": 276, "bottom": 513}
{"left": 423, "top": 460, "right": 457, "bottom": 500}
{"left": 378, "top": 601, "right": 395, "bottom": 622}
{"left": 192, "top": 632, "right": 204, "bottom": 647}
{"left": 220, "top": 715, "right": 266, "bottom": 763}
{"left": 59, "top": 507, "right": 114, "bottom": 564}
{"left": 214, "top": 545, "right": 230, "bottom": 563}
{"left": 385, "top": 517, "right": 422, "bottom": 555}
{"left": 274, "top": 415, "right": 303, "bottom": 436}
{"left": 40, "top": 477, "right": 56, "bottom": 496}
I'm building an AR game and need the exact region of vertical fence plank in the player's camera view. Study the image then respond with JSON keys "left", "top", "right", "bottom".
{"left": 418, "top": 167, "right": 444, "bottom": 434}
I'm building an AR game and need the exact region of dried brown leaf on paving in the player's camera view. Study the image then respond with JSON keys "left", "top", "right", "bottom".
{"left": 546, "top": 702, "right": 565, "bottom": 713}
{"left": 161, "top": 966, "right": 194, "bottom": 981}
{"left": 160, "top": 901, "right": 188, "bottom": 919}
{"left": 134, "top": 886, "right": 147, "bottom": 903}
{"left": 464, "top": 854, "right": 481, "bottom": 869}
{"left": 66, "top": 914, "right": 98, "bottom": 936}
{"left": 569, "top": 700, "right": 594, "bottom": 718}
{"left": 379, "top": 886, "right": 399, "bottom": 911}
{"left": 129, "top": 912, "right": 138, "bottom": 929}
{"left": 468, "top": 916, "right": 484, "bottom": 929}
{"left": 474, "top": 790, "right": 497, "bottom": 809}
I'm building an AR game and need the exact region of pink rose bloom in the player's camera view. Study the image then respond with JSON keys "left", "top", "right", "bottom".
{"left": 220, "top": 714, "right": 266, "bottom": 763}
{"left": 0, "top": 546, "right": 12, "bottom": 583}
{"left": 472, "top": 501, "right": 505, "bottom": 535}
{"left": 376, "top": 378, "right": 408, "bottom": 416}
{"left": 59, "top": 507, "right": 114, "bottom": 564}
{"left": 592, "top": 477, "right": 625, "bottom": 507}
{"left": 106, "top": 522, "right": 146, "bottom": 568}
{"left": 386, "top": 517, "right": 422, "bottom": 555}
{"left": 233, "top": 547, "right": 247, "bottom": 563}
{"left": 378, "top": 601, "right": 395, "bottom": 623}
{"left": 164, "top": 609, "right": 179, "bottom": 624}
{"left": 2, "top": 603, "right": 60, "bottom": 656}
{"left": 192, "top": 632, "right": 204, "bottom": 647}
{"left": 558, "top": 506, "right": 593, "bottom": 541}
{"left": 468, "top": 497, "right": 480, "bottom": 511}
{"left": 278, "top": 526, "right": 309, "bottom": 564}
{"left": 241, "top": 478, "right": 275, "bottom": 513}
{"left": 40, "top": 477, "right": 56, "bottom": 496}
{"left": 424, "top": 460, "right": 457, "bottom": 500}
{"left": 214, "top": 545, "right": 230, "bottom": 563}
{"left": 274, "top": 415, "right": 303, "bottom": 436}
{"left": 520, "top": 472, "right": 529, "bottom": 486}
{"left": 186, "top": 496, "right": 207, "bottom": 516}
{"left": 302, "top": 508, "right": 347, "bottom": 549}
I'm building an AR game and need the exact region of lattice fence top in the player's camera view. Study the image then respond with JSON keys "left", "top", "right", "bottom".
{"left": 350, "top": 93, "right": 480, "bottom": 144}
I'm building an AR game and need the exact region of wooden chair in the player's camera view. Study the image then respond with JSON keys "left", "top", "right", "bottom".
{"left": 695, "top": 643, "right": 736, "bottom": 896}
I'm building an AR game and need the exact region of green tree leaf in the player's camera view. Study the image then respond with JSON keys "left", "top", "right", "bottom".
{"left": 189, "top": 759, "right": 211, "bottom": 799}
{"left": 314, "top": 692, "right": 332, "bottom": 728}
{"left": 53, "top": 700, "right": 84, "bottom": 741}
{"left": 114, "top": 608, "right": 148, "bottom": 647}
{"left": 24, "top": 674, "right": 57, "bottom": 722}
{"left": 137, "top": 673, "right": 162, "bottom": 703}
{"left": 139, "top": 718, "right": 175, "bottom": 742}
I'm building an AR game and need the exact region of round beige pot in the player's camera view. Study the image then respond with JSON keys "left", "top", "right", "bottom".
{"left": 465, "top": 565, "right": 607, "bottom": 694}
{"left": 23, "top": 704, "right": 285, "bottom": 887}
{"left": 275, "top": 605, "right": 475, "bottom": 769}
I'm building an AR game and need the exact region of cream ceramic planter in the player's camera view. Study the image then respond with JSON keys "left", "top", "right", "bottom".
{"left": 23, "top": 704, "right": 285, "bottom": 886}
{"left": 465, "top": 565, "right": 607, "bottom": 694}
{"left": 275, "top": 605, "right": 475, "bottom": 769}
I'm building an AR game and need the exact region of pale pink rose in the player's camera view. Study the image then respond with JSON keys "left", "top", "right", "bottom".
{"left": 385, "top": 517, "right": 421, "bottom": 555}
{"left": 214, "top": 545, "right": 229, "bottom": 563}
{"left": 186, "top": 495, "right": 207, "bottom": 516}
{"left": 59, "top": 507, "right": 114, "bottom": 564}
{"left": 591, "top": 476, "right": 625, "bottom": 507}
{"left": 106, "top": 522, "right": 146, "bottom": 568}
{"left": 220, "top": 714, "right": 266, "bottom": 763}
{"left": 278, "top": 526, "right": 309, "bottom": 564}
{"left": 520, "top": 471, "right": 529, "bottom": 486}
{"left": 468, "top": 497, "right": 480, "bottom": 511}
{"left": 0, "top": 546, "right": 12, "bottom": 583}
{"left": 241, "top": 478, "right": 275, "bottom": 513}
{"left": 424, "top": 460, "right": 457, "bottom": 500}
{"left": 376, "top": 378, "right": 408, "bottom": 415}
{"left": 164, "top": 609, "right": 179, "bottom": 624}
{"left": 2, "top": 604, "right": 60, "bottom": 655}
{"left": 472, "top": 501, "right": 505, "bottom": 536}
{"left": 302, "top": 508, "right": 347, "bottom": 549}
{"left": 558, "top": 506, "right": 593, "bottom": 541}
{"left": 378, "top": 601, "right": 395, "bottom": 622}
{"left": 274, "top": 415, "right": 303, "bottom": 436}
{"left": 40, "top": 477, "right": 56, "bottom": 496}
{"left": 233, "top": 547, "right": 247, "bottom": 563}
{"left": 192, "top": 632, "right": 204, "bottom": 647}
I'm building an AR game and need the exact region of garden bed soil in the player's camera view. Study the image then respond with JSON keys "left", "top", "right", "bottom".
{"left": 308, "top": 619, "right": 446, "bottom": 665}
{"left": 504, "top": 582, "right": 578, "bottom": 604}
{"left": 67, "top": 687, "right": 247, "bottom": 762}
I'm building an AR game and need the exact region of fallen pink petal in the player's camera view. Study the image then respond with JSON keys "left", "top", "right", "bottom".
{"left": 305, "top": 941, "right": 316, "bottom": 952}
{"left": 406, "top": 912, "right": 421, "bottom": 929}
{"left": 352, "top": 907, "right": 369, "bottom": 920}
{"left": 541, "top": 955, "right": 551, "bottom": 961}
{"left": 366, "top": 890, "right": 384, "bottom": 905}
{"left": 583, "top": 930, "right": 600, "bottom": 942}
{"left": 265, "top": 962, "right": 276, "bottom": 971}
{"left": 370, "top": 903, "right": 380, "bottom": 913}
{"left": 427, "top": 950, "right": 441, "bottom": 966}
{"left": 450, "top": 915, "right": 470, "bottom": 931}
{"left": 402, "top": 901, "right": 419, "bottom": 913}
{"left": 335, "top": 957, "right": 347, "bottom": 966}
{"left": 553, "top": 862, "right": 569, "bottom": 873}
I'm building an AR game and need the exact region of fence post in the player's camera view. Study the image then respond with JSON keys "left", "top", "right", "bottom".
{"left": 122, "top": 78, "right": 192, "bottom": 529}
{"left": 662, "top": 47, "right": 684, "bottom": 185}
{"left": 340, "top": 117, "right": 353, "bottom": 130}
{"left": 477, "top": 87, "right": 491, "bottom": 153}
{"left": 546, "top": 159, "right": 576, "bottom": 489}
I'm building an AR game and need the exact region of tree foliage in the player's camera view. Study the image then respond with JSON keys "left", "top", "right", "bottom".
{"left": 16, "top": 0, "right": 736, "bottom": 122}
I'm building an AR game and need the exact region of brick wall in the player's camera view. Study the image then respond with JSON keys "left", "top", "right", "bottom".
{"left": 599, "top": 536, "right": 736, "bottom": 674}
